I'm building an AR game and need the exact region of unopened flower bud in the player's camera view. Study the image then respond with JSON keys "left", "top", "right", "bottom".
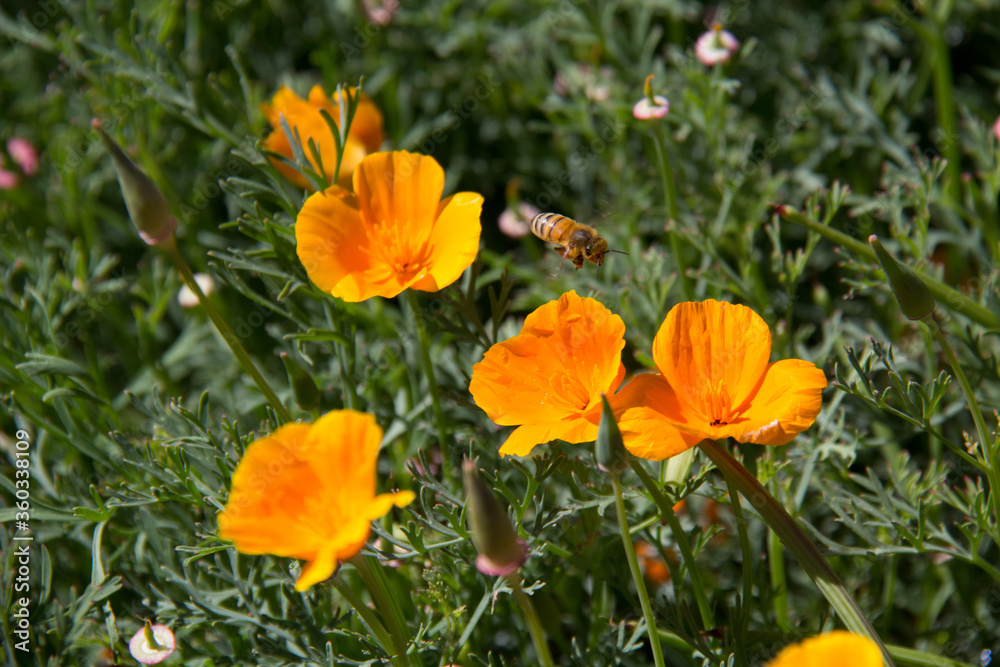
{"left": 869, "top": 235, "right": 936, "bottom": 321}
{"left": 595, "top": 394, "right": 627, "bottom": 475}
{"left": 280, "top": 352, "right": 321, "bottom": 410}
{"left": 129, "top": 622, "right": 175, "bottom": 665}
{"left": 462, "top": 459, "right": 527, "bottom": 576}
{"left": 92, "top": 119, "right": 177, "bottom": 246}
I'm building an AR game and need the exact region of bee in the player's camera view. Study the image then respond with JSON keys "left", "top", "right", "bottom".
{"left": 529, "top": 212, "right": 627, "bottom": 270}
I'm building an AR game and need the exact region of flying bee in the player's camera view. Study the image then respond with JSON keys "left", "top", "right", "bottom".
{"left": 529, "top": 212, "right": 627, "bottom": 270}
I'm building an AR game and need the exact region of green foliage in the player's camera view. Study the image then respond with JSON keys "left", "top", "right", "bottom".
{"left": 2, "top": 0, "right": 1000, "bottom": 665}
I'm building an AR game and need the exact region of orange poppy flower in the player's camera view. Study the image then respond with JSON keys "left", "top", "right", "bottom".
{"left": 217, "top": 410, "right": 414, "bottom": 591}
{"left": 262, "top": 85, "right": 384, "bottom": 188}
{"left": 469, "top": 291, "right": 626, "bottom": 457}
{"left": 615, "top": 299, "right": 827, "bottom": 460}
{"left": 634, "top": 540, "right": 675, "bottom": 585}
{"left": 766, "top": 631, "right": 881, "bottom": 667}
{"left": 295, "top": 150, "right": 483, "bottom": 302}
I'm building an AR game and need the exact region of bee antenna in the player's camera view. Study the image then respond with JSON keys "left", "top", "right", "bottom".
{"left": 609, "top": 249, "right": 629, "bottom": 256}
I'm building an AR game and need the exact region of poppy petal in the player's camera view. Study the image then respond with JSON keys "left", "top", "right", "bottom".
{"left": 498, "top": 418, "right": 602, "bottom": 457}
{"left": 470, "top": 291, "right": 625, "bottom": 427}
{"left": 720, "top": 359, "right": 827, "bottom": 445}
{"left": 410, "top": 192, "right": 483, "bottom": 292}
{"left": 766, "top": 631, "right": 881, "bottom": 667}
{"left": 366, "top": 491, "right": 417, "bottom": 520}
{"left": 295, "top": 542, "right": 339, "bottom": 591}
{"left": 353, "top": 151, "right": 444, "bottom": 236}
{"left": 612, "top": 374, "right": 703, "bottom": 460}
{"left": 653, "top": 300, "right": 771, "bottom": 428}
{"left": 295, "top": 187, "right": 394, "bottom": 301}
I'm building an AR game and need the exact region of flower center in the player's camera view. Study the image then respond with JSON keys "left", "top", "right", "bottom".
{"left": 705, "top": 380, "right": 736, "bottom": 426}
{"left": 369, "top": 217, "right": 431, "bottom": 279}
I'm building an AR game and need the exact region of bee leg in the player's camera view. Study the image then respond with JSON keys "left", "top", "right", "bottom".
{"left": 572, "top": 256, "right": 585, "bottom": 269}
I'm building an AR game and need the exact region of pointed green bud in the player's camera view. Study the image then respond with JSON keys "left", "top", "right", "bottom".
{"left": 92, "top": 119, "right": 176, "bottom": 246}
{"left": 869, "top": 235, "right": 936, "bottom": 321}
{"left": 462, "top": 459, "right": 527, "bottom": 576}
{"left": 595, "top": 394, "right": 627, "bottom": 475}
{"left": 280, "top": 352, "right": 321, "bottom": 410}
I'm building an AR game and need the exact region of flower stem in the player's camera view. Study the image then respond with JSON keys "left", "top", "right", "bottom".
{"left": 629, "top": 460, "right": 714, "bottom": 630}
{"left": 924, "top": 316, "right": 1000, "bottom": 525}
{"left": 776, "top": 205, "right": 1000, "bottom": 330}
{"left": 351, "top": 555, "right": 415, "bottom": 666}
{"left": 406, "top": 291, "right": 451, "bottom": 477}
{"left": 768, "top": 526, "right": 791, "bottom": 631}
{"left": 723, "top": 474, "right": 754, "bottom": 653}
{"left": 650, "top": 123, "right": 691, "bottom": 299}
{"left": 162, "top": 240, "right": 292, "bottom": 423}
{"left": 332, "top": 577, "right": 409, "bottom": 667}
{"left": 927, "top": 18, "right": 961, "bottom": 205}
{"left": 507, "top": 574, "right": 555, "bottom": 667}
{"left": 611, "top": 473, "right": 666, "bottom": 667}
{"left": 697, "top": 438, "right": 895, "bottom": 667}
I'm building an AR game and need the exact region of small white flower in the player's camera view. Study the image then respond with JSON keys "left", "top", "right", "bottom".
{"left": 129, "top": 624, "right": 175, "bottom": 665}
{"left": 695, "top": 25, "right": 740, "bottom": 66}
{"left": 632, "top": 96, "right": 670, "bottom": 120}
{"left": 177, "top": 273, "right": 215, "bottom": 308}
{"left": 498, "top": 202, "right": 540, "bottom": 239}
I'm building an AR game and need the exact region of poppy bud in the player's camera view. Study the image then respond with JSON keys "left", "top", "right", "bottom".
{"left": 280, "top": 352, "right": 321, "bottom": 410}
{"left": 869, "top": 235, "right": 936, "bottom": 321}
{"left": 92, "top": 119, "right": 177, "bottom": 246}
{"left": 462, "top": 459, "right": 527, "bottom": 576}
{"left": 595, "top": 394, "right": 627, "bottom": 475}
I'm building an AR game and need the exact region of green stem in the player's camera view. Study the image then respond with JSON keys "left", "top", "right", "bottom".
{"left": 925, "top": 316, "right": 1000, "bottom": 525}
{"left": 776, "top": 206, "right": 1000, "bottom": 329}
{"left": 724, "top": 474, "right": 754, "bottom": 660}
{"left": 888, "top": 644, "right": 977, "bottom": 667}
{"left": 651, "top": 123, "right": 691, "bottom": 299}
{"left": 508, "top": 575, "right": 555, "bottom": 667}
{"left": 162, "top": 240, "right": 292, "bottom": 423}
{"left": 768, "top": 528, "right": 791, "bottom": 631}
{"left": 351, "top": 555, "right": 415, "bottom": 666}
{"left": 612, "top": 473, "right": 666, "bottom": 667}
{"left": 332, "top": 578, "right": 409, "bottom": 667}
{"left": 697, "top": 438, "right": 895, "bottom": 666}
{"left": 927, "top": 21, "right": 962, "bottom": 204}
{"left": 406, "top": 291, "right": 450, "bottom": 477}
{"left": 629, "top": 460, "right": 714, "bottom": 630}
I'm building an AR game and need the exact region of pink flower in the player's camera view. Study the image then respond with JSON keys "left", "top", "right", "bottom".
{"left": 993, "top": 115, "right": 1000, "bottom": 142}
{"left": 7, "top": 137, "right": 38, "bottom": 175}
{"left": 695, "top": 24, "right": 739, "bottom": 65}
{"left": 498, "top": 202, "right": 539, "bottom": 239}
{"left": 633, "top": 96, "right": 670, "bottom": 120}
{"left": 129, "top": 625, "right": 175, "bottom": 665}
{"left": 0, "top": 168, "right": 20, "bottom": 189}
{"left": 363, "top": 0, "right": 399, "bottom": 25}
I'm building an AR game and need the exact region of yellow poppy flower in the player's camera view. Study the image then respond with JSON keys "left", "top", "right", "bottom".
{"left": 469, "top": 291, "right": 627, "bottom": 457}
{"left": 262, "top": 85, "right": 384, "bottom": 187}
{"left": 217, "top": 410, "right": 414, "bottom": 591}
{"left": 615, "top": 299, "right": 827, "bottom": 460}
{"left": 767, "top": 631, "right": 883, "bottom": 666}
{"left": 295, "top": 150, "right": 483, "bottom": 302}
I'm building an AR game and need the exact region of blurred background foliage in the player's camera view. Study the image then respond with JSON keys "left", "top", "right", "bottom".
{"left": 1, "top": 0, "right": 1000, "bottom": 665}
